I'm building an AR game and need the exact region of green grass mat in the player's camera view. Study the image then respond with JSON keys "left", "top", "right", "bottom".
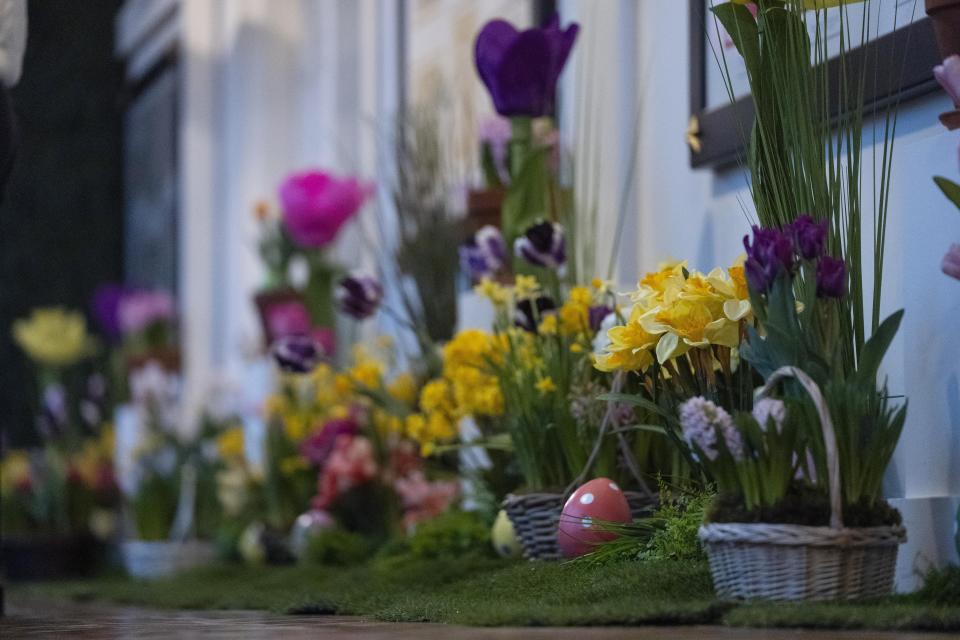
{"left": 18, "top": 557, "right": 960, "bottom": 631}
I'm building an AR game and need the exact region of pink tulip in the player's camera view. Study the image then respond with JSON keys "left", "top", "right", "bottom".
{"left": 279, "top": 170, "right": 372, "bottom": 249}
{"left": 943, "top": 243, "right": 960, "bottom": 280}
{"left": 934, "top": 55, "right": 960, "bottom": 108}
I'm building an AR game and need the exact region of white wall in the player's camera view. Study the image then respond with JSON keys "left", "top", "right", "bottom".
{"left": 598, "top": 1, "right": 960, "bottom": 586}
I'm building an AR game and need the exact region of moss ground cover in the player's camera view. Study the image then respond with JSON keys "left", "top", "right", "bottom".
{"left": 19, "top": 558, "right": 960, "bottom": 631}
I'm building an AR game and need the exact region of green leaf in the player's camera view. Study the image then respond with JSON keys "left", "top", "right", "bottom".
{"left": 934, "top": 176, "right": 960, "bottom": 211}
{"left": 598, "top": 393, "right": 675, "bottom": 423}
{"left": 856, "top": 309, "right": 903, "bottom": 384}
{"left": 501, "top": 146, "right": 551, "bottom": 245}
{"left": 710, "top": 3, "right": 761, "bottom": 75}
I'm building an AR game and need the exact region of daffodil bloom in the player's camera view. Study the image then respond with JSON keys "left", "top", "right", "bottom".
{"left": 513, "top": 274, "right": 542, "bottom": 300}
{"left": 535, "top": 376, "right": 557, "bottom": 394}
{"left": 217, "top": 427, "right": 246, "bottom": 459}
{"left": 474, "top": 277, "right": 509, "bottom": 306}
{"left": 13, "top": 307, "right": 95, "bottom": 367}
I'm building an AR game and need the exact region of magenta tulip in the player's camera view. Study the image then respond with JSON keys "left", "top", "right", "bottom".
{"left": 279, "top": 170, "right": 372, "bottom": 249}
{"left": 943, "top": 243, "right": 960, "bottom": 280}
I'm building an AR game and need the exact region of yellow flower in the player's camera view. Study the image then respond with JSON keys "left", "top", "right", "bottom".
{"left": 513, "top": 274, "right": 541, "bottom": 301}
{"left": 475, "top": 277, "right": 509, "bottom": 306}
{"left": 217, "top": 427, "right": 245, "bottom": 460}
{"left": 405, "top": 413, "right": 427, "bottom": 441}
{"left": 538, "top": 314, "right": 559, "bottom": 336}
{"left": 420, "top": 379, "right": 454, "bottom": 415}
{"left": 387, "top": 372, "right": 418, "bottom": 406}
{"left": 13, "top": 307, "right": 94, "bottom": 367}
{"left": 426, "top": 411, "right": 456, "bottom": 441}
{"left": 349, "top": 359, "right": 384, "bottom": 390}
{"left": 1, "top": 450, "right": 31, "bottom": 494}
{"left": 535, "top": 376, "right": 557, "bottom": 394}
{"left": 283, "top": 414, "right": 310, "bottom": 442}
{"left": 593, "top": 314, "right": 658, "bottom": 373}
{"left": 637, "top": 260, "right": 687, "bottom": 302}
{"left": 570, "top": 343, "right": 584, "bottom": 354}
{"left": 280, "top": 455, "right": 309, "bottom": 476}
{"left": 334, "top": 374, "right": 353, "bottom": 397}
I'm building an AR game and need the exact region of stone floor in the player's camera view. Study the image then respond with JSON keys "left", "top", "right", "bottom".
{"left": 2, "top": 596, "right": 957, "bottom": 639}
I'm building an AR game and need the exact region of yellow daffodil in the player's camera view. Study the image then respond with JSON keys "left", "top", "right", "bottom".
{"left": 217, "top": 426, "right": 246, "bottom": 460}
{"left": 1, "top": 450, "right": 31, "bottom": 494}
{"left": 474, "top": 277, "right": 509, "bottom": 306}
{"left": 535, "top": 376, "right": 557, "bottom": 394}
{"left": 513, "top": 274, "right": 541, "bottom": 300}
{"left": 538, "top": 314, "right": 559, "bottom": 336}
{"left": 13, "top": 307, "right": 95, "bottom": 367}
{"left": 387, "top": 372, "right": 418, "bottom": 406}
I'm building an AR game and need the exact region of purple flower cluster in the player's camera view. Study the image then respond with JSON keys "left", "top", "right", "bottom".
{"left": 271, "top": 334, "right": 325, "bottom": 373}
{"left": 460, "top": 225, "right": 507, "bottom": 281}
{"left": 337, "top": 274, "right": 383, "bottom": 320}
{"left": 514, "top": 221, "right": 566, "bottom": 270}
{"left": 678, "top": 396, "right": 744, "bottom": 462}
{"left": 474, "top": 15, "right": 579, "bottom": 118}
{"left": 743, "top": 216, "right": 845, "bottom": 298}
{"left": 751, "top": 397, "right": 786, "bottom": 433}
{"left": 92, "top": 284, "right": 175, "bottom": 340}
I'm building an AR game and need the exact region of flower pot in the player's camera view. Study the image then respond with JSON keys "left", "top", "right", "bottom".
{"left": 927, "top": 0, "right": 960, "bottom": 59}
{"left": 466, "top": 188, "right": 506, "bottom": 235}
{"left": 699, "top": 367, "right": 907, "bottom": 601}
{"left": 502, "top": 491, "right": 656, "bottom": 561}
{"left": 119, "top": 539, "right": 216, "bottom": 580}
{"left": 1, "top": 534, "right": 107, "bottom": 581}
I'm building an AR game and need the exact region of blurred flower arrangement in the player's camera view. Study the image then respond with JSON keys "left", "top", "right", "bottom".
{"left": 932, "top": 54, "right": 960, "bottom": 282}
{"left": 254, "top": 170, "right": 372, "bottom": 355}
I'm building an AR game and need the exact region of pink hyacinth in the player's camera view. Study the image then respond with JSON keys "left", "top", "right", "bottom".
{"left": 679, "top": 396, "right": 744, "bottom": 462}
{"left": 118, "top": 290, "right": 174, "bottom": 334}
{"left": 279, "top": 170, "right": 372, "bottom": 249}
{"left": 935, "top": 55, "right": 960, "bottom": 108}
{"left": 943, "top": 243, "right": 960, "bottom": 280}
{"left": 312, "top": 435, "right": 378, "bottom": 510}
{"left": 394, "top": 470, "right": 459, "bottom": 531}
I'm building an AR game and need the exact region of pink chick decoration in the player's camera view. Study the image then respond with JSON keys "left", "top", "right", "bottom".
{"left": 557, "top": 477, "right": 631, "bottom": 558}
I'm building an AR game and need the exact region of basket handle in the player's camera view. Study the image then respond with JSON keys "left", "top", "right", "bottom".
{"left": 757, "top": 366, "right": 842, "bottom": 530}
{"left": 564, "top": 372, "right": 656, "bottom": 500}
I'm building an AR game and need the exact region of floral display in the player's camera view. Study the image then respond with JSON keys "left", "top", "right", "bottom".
{"left": 279, "top": 170, "right": 371, "bottom": 249}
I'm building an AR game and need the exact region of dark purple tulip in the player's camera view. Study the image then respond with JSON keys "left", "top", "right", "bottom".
{"left": 788, "top": 215, "right": 828, "bottom": 260}
{"left": 272, "top": 334, "right": 325, "bottom": 373}
{"left": 816, "top": 256, "right": 847, "bottom": 298}
{"left": 460, "top": 225, "right": 507, "bottom": 280}
{"left": 743, "top": 226, "right": 795, "bottom": 294}
{"left": 337, "top": 274, "right": 383, "bottom": 320}
{"left": 475, "top": 15, "right": 579, "bottom": 118}
{"left": 514, "top": 221, "right": 566, "bottom": 269}
{"left": 588, "top": 305, "right": 612, "bottom": 332}
{"left": 514, "top": 295, "right": 556, "bottom": 333}
{"left": 300, "top": 417, "right": 359, "bottom": 468}
{"left": 91, "top": 283, "right": 130, "bottom": 341}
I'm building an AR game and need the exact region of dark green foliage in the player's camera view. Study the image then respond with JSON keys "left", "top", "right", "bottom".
{"left": 301, "top": 530, "right": 371, "bottom": 566}
{"left": 910, "top": 565, "right": 960, "bottom": 607}
{"left": 404, "top": 510, "right": 492, "bottom": 560}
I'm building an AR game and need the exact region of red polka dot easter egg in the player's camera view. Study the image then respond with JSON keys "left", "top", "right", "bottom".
{"left": 557, "top": 477, "right": 631, "bottom": 558}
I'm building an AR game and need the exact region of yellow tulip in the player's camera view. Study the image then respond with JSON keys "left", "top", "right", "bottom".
{"left": 13, "top": 307, "right": 94, "bottom": 367}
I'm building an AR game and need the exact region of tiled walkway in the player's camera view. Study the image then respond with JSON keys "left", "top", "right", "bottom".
{"left": 2, "top": 596, "right": 956, "bottom": 639}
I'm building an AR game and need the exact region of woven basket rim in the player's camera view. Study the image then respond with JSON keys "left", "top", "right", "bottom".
{"left": 699, "top": 522, "right": 906, "bottom": 546}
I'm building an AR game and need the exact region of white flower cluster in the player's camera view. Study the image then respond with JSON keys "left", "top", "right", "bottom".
{"left": 679, "top": 396, "right": 744, "bottom": 462}
{"left": 752, "top": 397, "right": 786, "bottom": 433}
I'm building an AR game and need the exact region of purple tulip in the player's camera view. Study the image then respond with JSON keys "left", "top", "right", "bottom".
{"left": 816, "top": 256, "right": 847, "bottom": 298}
{"left": 271, "top": 334, "right": 325, "bottom": 373}
{"left": 460, "top": 225, "right": 507, "bottom": 280}
{"left": 514, "top": 295, "right": 556, "bottom": 333}
{"left": 279, "top": 170, "right": 372, "bottom": 249}
{"left": 588, "top": 305, "right": 612, "bottom": 332}
{"left": 934, "top": 55, "right": 960, "bottom": 108}
{"left": 475, "top": 15, "right": 579, "bottom": 118}
{"left": 91, "top": 284, "right": 130, "bottom": 341}
{"left": 743, "top": 226, "right": 795, "bottom": 294}
{"left": 787, "top": 215, "right": 828, "bottom": 260}
{"left": 336, "top": 274, "right": 383, "bottom": 320}
{"left": 943, "top": 243, "right": 960, "bottom": 280}
{"left": 514, "top": 221, "right": 566, "bottom": 269}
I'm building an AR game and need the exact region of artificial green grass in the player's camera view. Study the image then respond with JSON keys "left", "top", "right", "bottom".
{"left": 19, "top": 556, "right": 960, "bottom": 631}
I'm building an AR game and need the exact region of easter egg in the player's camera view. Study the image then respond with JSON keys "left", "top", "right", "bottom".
{"left": 557, "top": 477, "right": 631, "bottom": 558}
{"left": 491, "top": 509, "right": 522, "bottom": 558}
{"left": 289, "top": 509, "right": 336, "bottom": 559}
{"left": 239, "top": 522, "right": 267, "bottom": 565}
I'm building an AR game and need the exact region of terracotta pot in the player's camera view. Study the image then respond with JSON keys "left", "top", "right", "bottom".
{"left": 466, "top": 188, "right": 506, "bottom": 235}
{"left": 927, "top": 0, "right": 960, "bottom": 59}
{"left": 126, "top": 345, "right": 181, "bottom": 373}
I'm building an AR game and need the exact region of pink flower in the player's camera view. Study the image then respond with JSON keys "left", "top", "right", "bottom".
{"left": 279, "top": 170, "right": 372, "bottom": 249}
{"left": 394, "top": 470, "right": 459, "bottom": 531}
{"left": 299, "top": 417, "right": 359, "bottom": 467}
{"left": 118, "top": 290, "right": 174, "bottom": 334}
{"left": 934, "top": 55, "right": 960, "bottom": 108}
{"left": 312, "top": 435, "right": 378, "bottom": 510}
{"left": 943, "top": 243, "right": 960, "bottom": 280}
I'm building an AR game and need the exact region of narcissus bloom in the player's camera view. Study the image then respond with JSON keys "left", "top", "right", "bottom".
{"left": 13, "top": 307, "right": 94, "bottom": 367}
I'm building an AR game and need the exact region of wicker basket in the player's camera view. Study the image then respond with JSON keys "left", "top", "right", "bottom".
{"left": 504, "top": 490, "right": 656, "bottom": 560}
{"left": 699, "top": 366, "right": 907, "bottom": 601}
